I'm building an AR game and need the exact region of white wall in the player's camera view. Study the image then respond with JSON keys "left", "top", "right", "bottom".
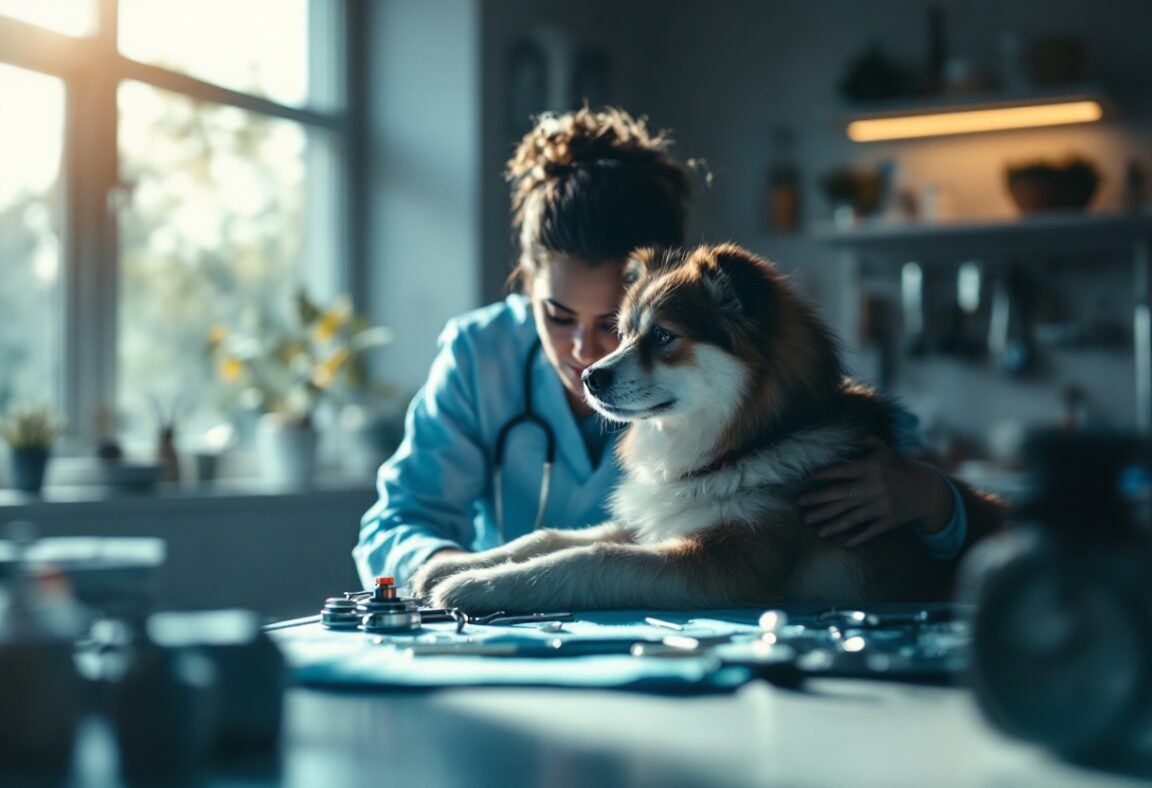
{"left": 366, "top": 0, "right": 483, "bottom": 396}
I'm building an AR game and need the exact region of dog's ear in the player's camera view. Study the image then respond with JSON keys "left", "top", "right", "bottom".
{"left": 703, "top": 243, "right": 785, "bottom": 320}
{"left": 624, "top": 247, "right": 659, "bottom": 286}
{"left": 700, "top": 256, "right": 743, "bottom": 316}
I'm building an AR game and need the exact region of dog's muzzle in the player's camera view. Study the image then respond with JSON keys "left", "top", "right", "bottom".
{"left": 582, "top": 366, "right": 614, "bottom": 398}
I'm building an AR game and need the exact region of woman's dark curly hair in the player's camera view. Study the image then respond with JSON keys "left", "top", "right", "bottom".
{"left": 505, "top": 106, "right": 692, "bottom": 285}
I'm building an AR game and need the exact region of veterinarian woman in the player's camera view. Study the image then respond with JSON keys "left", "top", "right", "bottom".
{"left": 354, "top": 107, "right": 979, "bottom": 589}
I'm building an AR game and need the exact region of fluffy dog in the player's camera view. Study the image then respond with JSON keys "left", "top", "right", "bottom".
{"left": 411, "top": 243, "right": 1001, "bottom": 612}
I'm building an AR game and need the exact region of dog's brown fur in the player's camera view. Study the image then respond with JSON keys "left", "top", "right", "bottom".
{"left": 411, "top": 244, "right": 1004, "bottom": 612}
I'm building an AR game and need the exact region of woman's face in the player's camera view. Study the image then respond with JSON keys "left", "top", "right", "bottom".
{"left": 528, "top": 253, "right": 626, "bottom": 413}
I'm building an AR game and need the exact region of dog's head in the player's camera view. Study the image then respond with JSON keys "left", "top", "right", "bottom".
{"left": 582, "top": 243, "right": 843, "bottom": 439}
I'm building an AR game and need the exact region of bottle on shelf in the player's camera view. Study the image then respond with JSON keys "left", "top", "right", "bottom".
{"left": 765, "top": 126, "right": 801, "bottom": 233}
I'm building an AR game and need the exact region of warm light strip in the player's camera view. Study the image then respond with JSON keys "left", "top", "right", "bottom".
{"left": 847, "top": 100, "right": 1103, "bottom": 142}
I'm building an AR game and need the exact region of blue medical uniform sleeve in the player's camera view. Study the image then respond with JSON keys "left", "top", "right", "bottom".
{"left": 353, "top": 322, "right": 489, "bottom": 588}
{"left": 916, "top": 475, "right": 968, "bottom": 560}
{"left": 891, "top": 409, "right": 968, "bottom": 561}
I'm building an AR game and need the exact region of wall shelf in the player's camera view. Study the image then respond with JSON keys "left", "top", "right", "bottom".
{"left": 810, "top": 210, "right": 1152, "bottom": 261}
{"left": 812, "top": 209, "right": 1152, "bottom": 433}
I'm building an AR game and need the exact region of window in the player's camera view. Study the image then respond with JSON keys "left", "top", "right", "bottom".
{"left": 0, "top": 0, "right": 354, "bottom": 455}
{"left": 0, "top": 64, "right": 66, "bottom": 412}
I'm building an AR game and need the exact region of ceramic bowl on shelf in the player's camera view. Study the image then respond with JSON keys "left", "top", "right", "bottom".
{"left": 96, "top": 461, "right": 166, "bottom": 492}
{"left": 1005, "top": 158, "right": 1100, "bottom": 214}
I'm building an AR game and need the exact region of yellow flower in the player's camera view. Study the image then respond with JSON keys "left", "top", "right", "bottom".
{"left": 313, "top": 296, "right": 352, "bottom": 342}
{"left": 207, "top": 290, "right": 391, "bottom": 421}
{"left": 312, "top": 347, "right": 349, "bottom": 390}
{"left": 218, "top": 356, "right": 244, "bottom": 382}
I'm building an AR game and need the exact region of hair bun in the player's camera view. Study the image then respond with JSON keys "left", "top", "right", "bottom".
{"left": 507, "top": 106, "right": 675, "bottom": 197}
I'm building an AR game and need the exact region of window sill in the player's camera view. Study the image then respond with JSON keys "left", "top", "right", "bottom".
{"left": 0, "top": 475, "right": 377, "bottom": 516}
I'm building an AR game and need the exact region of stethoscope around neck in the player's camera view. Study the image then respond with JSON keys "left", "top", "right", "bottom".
{"left": 493, "top": 339, "right": 555, "bottom": 542}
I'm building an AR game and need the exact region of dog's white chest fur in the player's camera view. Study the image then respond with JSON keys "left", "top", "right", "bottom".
{"left": 611, "top": 423, "right": 858, "bottom": 544}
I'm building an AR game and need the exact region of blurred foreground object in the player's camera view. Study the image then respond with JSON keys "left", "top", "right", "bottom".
{"left": 960, "top": 431, "right": 1152, "bottom": 761}
{"left": 0, "top": 522, "right": 86, "bottom": 781}
{"left": 112, "top": 609, "right": 286, "bottom": 782}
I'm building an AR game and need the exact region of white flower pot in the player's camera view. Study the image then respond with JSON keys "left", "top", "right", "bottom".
{"left": 256, "top": 415, "right": 318, "bottom": 489}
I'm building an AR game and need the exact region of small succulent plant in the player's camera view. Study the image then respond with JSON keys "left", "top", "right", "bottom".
{"left": 0, "top": 405, "right": 66, "bottom": 451}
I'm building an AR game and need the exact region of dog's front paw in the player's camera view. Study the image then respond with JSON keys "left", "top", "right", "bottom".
{"left": 430, "top": 566, "right": 528, "bottom": 615}
{"left": 408, "top": 556, "right": 475, "bottom": 600}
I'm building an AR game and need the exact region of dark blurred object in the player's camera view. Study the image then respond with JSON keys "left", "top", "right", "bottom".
{"left": 860, "top": 292, "right": 899, "bottom": 389}
{"left": 940, "top": 260, "right": 987, "bottom": 360}
{"left": 998, "top": 31, "right": 1028, "bottom": 92}
{"left": 96, "top": 441, "right": 124, "bottom": 461}
{"left": 987, "top": 267, "right": 1036, "bottom": 376}
{"left": 112, "top": 636, "right": 217, "bottom": 786}
{"left": 1028, "top": 37, "right": 1085, "bottom": 86}
{"left": 925, "top": 5, "right": 947, "bottom": 93}
{"left": 9, "top": 447, "right": 49, "bottom": 494}
{"left": 839, "top": 43, "right": 915, "bottom": 102}
{"left": 96, "top": 460, "right": 166, "bottom": 493}
{"left": 157, "top": 425, "right": 180, "bottom": 483}
{"left": 95, "top": 404, "right": 124, "bottom": 462}
{"left": 1059, "top": 384, "right": 1087, "bottom": 432}
{"left": 766, "top": 126, "right": 801, "bottom": 232}
{"left": 1005, "top": 155, "right": 1100, "bottom": 214}
{"left": 1124, "top": 160, "right": 1147, "bottom": 214}
{"left": 112, "top": 610, "right": 285, "bottom": 784}
{"left": 820, "top": 165, "right": 884, "bottom": 219}
{"left": 150, "top": 611, "right": 284, "bottom": 763}
{"left": 507, "top": 36, "right": 548, "bottom": 141}
{"left": 0, "top": 522, "right": 86, "bottom": 783}
{"left": 960, "top": 431, "right": 1152, "bottom": 762}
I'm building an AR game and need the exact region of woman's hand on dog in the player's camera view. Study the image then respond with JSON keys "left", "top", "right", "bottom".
{"left": 795, "top": 437, "right": 954, "bottom": 547}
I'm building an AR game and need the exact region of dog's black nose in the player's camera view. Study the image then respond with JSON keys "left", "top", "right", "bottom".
{"left": 583, "top": 367, "right": 613, "bottom": 395}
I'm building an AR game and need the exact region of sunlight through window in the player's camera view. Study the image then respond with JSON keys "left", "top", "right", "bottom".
{"left": 116, "top": 80, "right": 336, "bottom": 441}
{"left": 0, "top": 0, "right": 95, "bottom": 37}
{"left": 0, "top": 64, "right": 64, "bottom": 411}
{"left": 118, "top": 0, "right": 310, "bottom": 107}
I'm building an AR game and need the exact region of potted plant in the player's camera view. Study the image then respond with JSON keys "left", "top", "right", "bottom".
{"left": 205, "top": 291, "right": 393, "bottom": 488}
{"left": 1005, "top": 155, "right": 1100, "bottom": 214}
{"left": 0, "top": 405, "right": 65, "bottom": 494}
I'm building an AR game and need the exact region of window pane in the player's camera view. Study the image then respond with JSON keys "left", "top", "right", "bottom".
{"left": 116, "top": 80, "right": 340, "bottom": 447}
{"left": 118, "top": 0, "right": 310, "bottom": 108}
{"left": 0, "top": 64, "right": 65, "bottom": 413}
{"left": 0, "top": 0, "right": 96, "bottom": 37}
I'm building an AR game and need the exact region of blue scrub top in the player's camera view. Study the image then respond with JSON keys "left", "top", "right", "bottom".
{"left": 354, "top": 295, "right": 622, "bottom": 587}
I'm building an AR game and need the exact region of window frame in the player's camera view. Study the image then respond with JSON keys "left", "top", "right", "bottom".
{"left": 0, "top": 0, "right": 364, "bottom": 448}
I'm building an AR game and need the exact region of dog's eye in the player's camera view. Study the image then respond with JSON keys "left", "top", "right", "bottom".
{"left": 652, "top": 326, "right": 676, "bottom": 347}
